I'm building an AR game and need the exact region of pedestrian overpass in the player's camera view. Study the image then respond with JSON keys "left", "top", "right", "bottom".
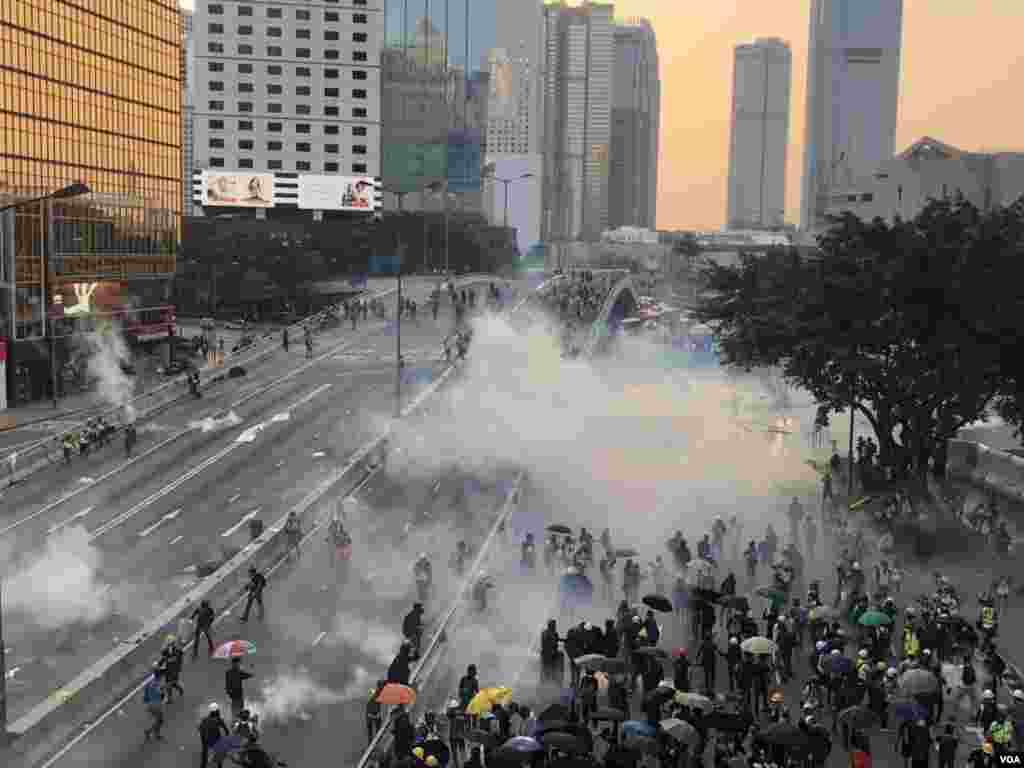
{"left": 582, "top": 274, "right": 639, "bottom": 357}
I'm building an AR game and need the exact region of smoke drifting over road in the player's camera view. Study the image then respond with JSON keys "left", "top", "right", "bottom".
{"left": 82, "top": 324, "right": 136, "bottom": 421}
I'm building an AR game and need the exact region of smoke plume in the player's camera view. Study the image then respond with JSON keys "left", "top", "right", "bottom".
{"left": 250, "top": 668, "right": 342, "bottom": 724}
{"left": 82, "top": 324, "right": 136, "bottom": 420}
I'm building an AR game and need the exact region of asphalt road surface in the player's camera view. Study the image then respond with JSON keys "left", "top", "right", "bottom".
{"left": 0, "top": 281, "right": 518, "bottom": 723}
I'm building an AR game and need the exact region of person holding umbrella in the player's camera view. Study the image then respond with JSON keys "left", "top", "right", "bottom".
{"left": 199, "top": 702, "right": 230, "bottom": 768}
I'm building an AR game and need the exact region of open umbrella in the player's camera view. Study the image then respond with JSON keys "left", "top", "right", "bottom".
{"left": 703, "top": 711, "right": 753, "bottom": 733}
{"left": 501, "top": 736, "right": 543, "bottom": 754}
{"left": 674, "top": 691, "right": 713, "bottom": 711}
{"left": 377, "top": 683, "right": 416, "bottom": 706}
{"left": 615, "top": 547, "right": 640, "bottom": 558}
{"left": 591, "top": 706, "right": 627, "bottom": 722}
{"left": 643, "top": 594, "right": 673, "bottom": 613}
{"left": 740, "top": 637, "right": 777, "bottom": 655}
{"left": 838, "top": 705, "right": 879, "bottom": 731}
{"left": 755, "top": 586, "right": 787, "bottom": 602}
{"left": 213, "top": 639, "right": 255, "bottom": 659}
{"left": 824, "top": 655, "right": 854, "bottom": 676}
{"left": 466, "top": 687, "right": 513, "bottom": 716}
{"left": 536, "top": 720, "right": 571, "bottom": 736}
{"left": 576, "top": 653, "right": 607, "bottom": 669}
{"left": 547, "top": 524, "right": 572, "bottom": 535}
{"left": 538, "top": 703, "right": 572, "bottom": 723}
{"left": 900, "top": 669, "right": 939, "bottom": 696}
{"left": 211, "top": 734, "right": 244, "bottom": 757}
{"left": 759, "top": 722, "right": 810, "bottom": 748}
{"left": 634, "top": 646, "right": 668, "bottom": 659}
{"left": 661, "top": 718, "right": 700, "bottom": 746}
{"left": 599, "top": 657, "right": 629, "bottom": 675}
{"left": 622, "top": 720, "right": 659, "bottom": 740}
{"left": 857, "top": 610, "right": 893, "bottom": 627}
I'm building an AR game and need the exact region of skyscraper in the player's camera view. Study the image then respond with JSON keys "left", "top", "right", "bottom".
{"left": 609, "top": 18, "right": 660, "bottom": 231}
{"left": 540, "top": 1, "right": 615, "bottom": 244}
{"left": 182, "top": 9, "right": 195, "bottom": 217}
{"left": 726, "top": 38, "right": 791, "bottom": 230}
{"left": 800, "top": 0, "right": 904, "bottom": 232}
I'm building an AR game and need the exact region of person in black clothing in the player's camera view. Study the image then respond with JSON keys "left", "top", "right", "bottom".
{"left": 161, "top": 641, "right": 185, "bottom": 700}
{"left": 192, "top": 599, "right": 216, "bottom": 658}
{"left": 696, "top": 633, "right": 718, "bottom": 694}
{"left": 387, "top": 642, "right": 413, "bottom": 685}
{"left": 125, "top": 422, "right": 137, "bottom": 457}
{"left": 392, "top": 706, "right": 415, "bottom": 759}
{"left": 199, "top": 702, "right": 230, "bottom": 768}
{"left": 458, "top": 664, "right": 480, "bottom": 708}
{"left": 540, "top": 620, "right": 564, "bottom": 686}
{"left": 240, "top": 567, "right": 266, "bottom": 622}
{"left": 402, "top": 603, "right": 424, "bottom": 659}
{"left": 673, "top": 649, "right": 691, "bottom": 692}
{"left": 225, "top": 658, "right": 253, "bottom": 720}
{"left": 937, "top": 723, "right": 958, "bottom": 768}
{"left": 365, "top": 680, "right": 385, "bottom": 744}
{"left": 723, "top": 636, "right": 742, "bottom": 691}
{"left": 603, "top": 619, "right": 620, "bottom": 659}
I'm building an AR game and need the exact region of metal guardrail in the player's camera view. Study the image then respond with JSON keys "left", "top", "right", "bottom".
{"left": 1, "top": 274, "right": 500, "bottom": 485}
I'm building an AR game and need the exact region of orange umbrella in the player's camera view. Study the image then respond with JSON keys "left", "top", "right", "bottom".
{"left": 377, "top": 683, "right": 416, "bottom": 706}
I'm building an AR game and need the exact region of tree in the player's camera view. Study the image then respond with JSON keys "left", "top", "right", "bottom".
{"left": 694, "top": 196, "right": 1024, "bottom": 482}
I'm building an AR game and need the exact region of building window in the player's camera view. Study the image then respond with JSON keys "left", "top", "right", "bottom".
{"left": 295, "top": 104, "right": 311, "bottom": 115}
{"left": 353, "top": 0, "right": 367, "bottom": 4}
{"left": 210, "top": 157, "right": 225, "bottom": 167}
{"left": 296, "top": 85, "right": 312, "bottom": 96}
{"left": 324, "top": 69, "right": 339, "bottom": 79}
{"left": 296, "top": 124, "right": 311, "bottom": 134}
{"left": 324, "top": 125, "right": 339, "bottom": 135}
{"left": 267, "top": 7, "right": 282, "bottom": 17}
{"left": 208, "top": 62, "right": 224, "bottom": 72}
{"left": 238, "top": 82, "right": 254, "bottom": 93}
{"left": 324, "top": 88, "right": 340, "bottom": 98}
{"left": 239, "top": 158, "right": 254, "bottom": 169}
{"left": 296, "top": 48, "right": 311, "bottom": 58}
{"left": 208, "top": 42, "right": 224, "bottom": 53}
{"left": 352, "top": 126, "right": 367, "bottom": 136}
{"left": 237, "top": 44, "right": 253, "bottom": 55}
{"left": 296, "top": 161, "right": 312, "bottom": 171}
{"left": 325, "top": 144, "right": 339, "bottom": 154}
{"left": 208, "top": 23, "right": 224, "bottom": 33}
{"left": 267, "top": 122, "right": 283, "bottom": 132}
{"left": 267, "top": 84, "right": 283, "bottom": 95}
{"left": 208, "top": 81, "right": 225, "bottom": 91}
{"left": 352, "top": 89, "right": 367, "bottom": 99}
{"left": 353, "top": 51, "right": 367, "bottom": 62}
{"left": 238, "top": 120, "right": 254, "bottom": 131}
{"left": 267, "top": 65, "right": 282, "bottom": 75}
{"left": 324, "top": 11, "right": 339, "bottom": 21}
{"left": 238, "top": 63, "right": 253, "bottom": 73}
{"left": 238, "top": 102, "right": 254, "bottom": 113}
{"left": 352, "top": 107, "right": 367, "bottom": 118}
{"left": 324, "top": 162, "right": 340, "bottom": 172}
{"left": 268, "top": 159, "right": 283, "bottom": 170}
{"left": 295, "top": 67, "right": 312, "bottom": 77}
{"left": 208, "top": 100, "right": 225, "bottom": 111}
{"left": 238, "top": 5, "right": 253, "bottom": 15}
{"left": 353, "top": 70, "right": 368, "bottom": 81}
{"left": 353, "top": 13, "right": 368, "bottom": 23}
{"left": 208, "top": 3, "right": 224, "bottom": 13}
{"left": 208, "top": 119, "right": 225, "bottom": 130}
{"left": 325, "top": 49, "right": 340, "bottom": 60}
{"left": 209, "top": 138, "right": 225, "bottom": 149}
{"left": 267, "top": 103, "right": 283, "bottom": 113}
{"left": 325, "top": 30, "right": 339, "bottom": 41}
{"left": 352, "top": 32, "right": 367, "bottom": 43}
{"left": 352, "top": 144, "right": 367, "bottom": 155}
{"left": 237, "top": 25, "right": 253, "bottom": 34}
{"left": 296, "top": 29, "right": 311, "bottom": 39}
{"left": 267, "top": 141, "right": 283, "bottom": 151}
{"left": 267, "top": 46, "right": 282, "bottom": 56}
{"left": 296, "top": 9, "right": 311, "bottom": 20}
{"left": 352, "top": 163, "right": 367, "bottom": 173}
{"left": 324, "top": 106, "right": 339, "bottom": 117}
{"left": 267, "top": 26, "right": 282, "bottom": 37}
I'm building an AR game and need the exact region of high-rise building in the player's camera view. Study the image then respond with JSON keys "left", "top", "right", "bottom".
{"left": 182, "top": 9, "right": 196, "bottom": 217}
{"left": 191, "top": 0, "right": 384, "bottom": 216}
{"left": 800, "top": 0, "right": 904, "bottom": 232}
{"left": 0, "top": 0, "right": 182, "bottom": 406}
{"left": 609, "top": 18, "right": 660, "bottom": 231}
{"left": 726, "top": 38, "right": 791, "bottom": 230}
{"left": 540, "top": 1, "right": 615, "bottom": 244}
{"left": 485, "top": 48, "right": 535, "bottom": 158}
{"left": 495, "top": 0, "right": 543, "bottom": 155}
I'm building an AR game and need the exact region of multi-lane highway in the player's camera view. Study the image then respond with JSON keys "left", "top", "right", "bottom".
{"left": 0, "top": 278, "right": 520, "bottom": 725}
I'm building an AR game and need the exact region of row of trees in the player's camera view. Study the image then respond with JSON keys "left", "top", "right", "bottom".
{"left": 694, "top": 196, "right": 1024, "bottom": 481}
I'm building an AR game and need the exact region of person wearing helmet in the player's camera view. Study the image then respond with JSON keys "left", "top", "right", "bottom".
{"left": 723, "top": 636, "right": 741, "bottom": 692}
{"left": 413, "top": 553, "right": 432, "bottom": 602}
{"left": 199, "top": 702, "right": 230, "bottom": 768}
{"left": 978, "top": 690, "right": 999, "bottom": 732}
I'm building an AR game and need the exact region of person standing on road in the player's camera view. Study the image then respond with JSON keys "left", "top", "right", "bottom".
{"left": 240, "top": 566, "right": 266, "bottom": 622}
{"left": 199, "top": 702, "right": 230, "bottom": 768}
{"left": 63, "top": 432, "right": 74, "bottom": 464}
{"left": 124, "top": 422, "right": 137, "bottom": 457}
{"left": 160, "top": 639, "right": 185, "bottom": 700}
{"left": 191, "top": 599, "right": 216, "bottom": 658}
{"left": 143, "top": 665, "right": 166, "bottom": 741}
{"left": 281, "top": 328, "right": 289, "bottom": 352}
{"left": 284, "top": 511, "right": 302, "bottom": 560}
{"left": 225, "top": 657, "right": 253, "bottom": 719}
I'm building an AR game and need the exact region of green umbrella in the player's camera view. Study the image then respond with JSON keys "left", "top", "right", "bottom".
{"left": 857, "top": 610, "right": 893, "bottom": 627}
{"left": 756, "top": 586, "right": 787, "bottom": 603}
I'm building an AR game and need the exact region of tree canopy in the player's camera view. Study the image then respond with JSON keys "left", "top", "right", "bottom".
{"left": 694, "top": 195, "right": 1024, "bottom": 478}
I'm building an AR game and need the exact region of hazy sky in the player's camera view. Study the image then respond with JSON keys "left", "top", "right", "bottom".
{"left": 614, "top": 0, "right": 1024, "bottom": 229}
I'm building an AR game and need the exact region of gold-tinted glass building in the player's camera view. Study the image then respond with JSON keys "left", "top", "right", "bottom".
{"left": 0, "top": 0, "right": 182, "bottom": 404}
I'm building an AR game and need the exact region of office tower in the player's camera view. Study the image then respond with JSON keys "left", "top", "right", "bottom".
{"left": 192, "top": 0, "right": 384, "bottom": 207}
{"left": 182, "top": 8, "right": 196, "bottom": 217}
{"left": 541, "top": 1, "right": 615, "bottom": 244}
{"left": 800, "top": 0, "right": 904, "bottom": 232}
{"left": 0, "top": 0, "right": 181, "bottom": 405}
{"left": 609, "top": 18, "right": 660, "bottom": 230}
{"left": 726, "top": 38, "right": 791, "bottom": 230}
{"left": 485, "top": 47, "right": 535, "bottom": 158}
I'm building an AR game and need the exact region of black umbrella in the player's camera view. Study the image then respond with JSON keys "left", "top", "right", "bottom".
{"left": 642, "top": 594, "right": 673, "bottom": 613}
{"left": 541, "top": 731, "right": 586, "bottom": 753}
{"left": 634, "top": 646, "right": 668, "bottom": 659}
{"left": 591, "top": 706, "right": 627, "bottom": 722}
{"left": 838, "top": 705, "right": 879, "bottom": 731}
{"left": 599, "top": 658, "right": 629, "bottom": 674}
{"left": 702, "top": 712, "right": 753, "bottom": 733}
{"left": 536, "top": 720, "right": 572, "bottom": 735}
{"left": 624, "top": 735, "right": 661, "bottom": 755}
{"left": 759, "top": 722, "right": 810, "bottom": 748}
{"left": 538, "top": 703, "right": 572, "bottom": 722}
{"left": 643, "top": 686, "right": 676, "bottom": 708}
{"left": 615, "top": 548, "right": 640, "bottom": 558}
{"left": 548, "top": 524, "right": 572, "bottom": 535}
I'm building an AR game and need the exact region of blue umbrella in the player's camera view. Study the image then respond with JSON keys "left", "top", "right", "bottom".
{"left": 502, "top": 736, "right": 543, "bottom": 754}
{"left": 212, "top": 734, "right": 243, "bottom": 756}
{"left": 824, "top": 655, "right": 854, "bottom": 676}
{"left": 622, "top": 720, "right": 658, "bottom": 740}
{"left": 892, "top": 700, "right": 928, "bottom": 723}
{"left": 559, "top": 571, "right": 594, "bottom": 611}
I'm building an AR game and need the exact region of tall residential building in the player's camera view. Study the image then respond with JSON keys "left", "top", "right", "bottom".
{"left": 726, "top": 38, "right": 791, "bottom": 230}
{"left": 609, "top": 18, "right": 660, "bottom": 231}
{"left": 182, "top": 9, "right": 196, "bottom": 217}
{"left": 800, "top": 0, "right": 904, "bottom": 232}
{"left": 541, "top": 1, "right": 615, "bottom": 244}
{"left": 191, "top": 0, "right": 384, "bottom": 215}
{"left": 0, "top": 0, "right": 181, "bottom": 406}
{"left": 495, "top": 0, "right": 544, "bottom": 154}
{"left": 485, "top": 47, "right": 535, "bottom": 157}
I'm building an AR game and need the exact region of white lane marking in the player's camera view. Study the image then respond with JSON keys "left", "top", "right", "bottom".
{"left": 221, "top": 509, "right": 259, "bottom": 538}
{"left": 227, "top": 494, "right": 241, "bottom": 503}
{"left": 169, "top": 535, "right": 183, "bottom": 545}
{"left": 237, "top": 383, "right": 331, "bottom": 443}
{"left": 270, "top": 412, "right": 290, "bottom": 423}
{"left": 46, "top": 506, "right": 94, "bottom": 536}
{"left": 313, "top": 631, "right": 327, "bottom": 647}
{"left": 78, "top": 478, "right": 94, "bottom": 485}
{"left": 138, "top": 508, "right": 182, "bottom": 538}
{"left": 312, "top": 451, "right": 326, "bottom": 458}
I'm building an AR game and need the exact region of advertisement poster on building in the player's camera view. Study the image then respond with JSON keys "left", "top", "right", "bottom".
{"left": 297, "top": 176, "right": 376, "bottom": 211}
{"left": 201, "top": 171, "right": 275, "bottom": 208}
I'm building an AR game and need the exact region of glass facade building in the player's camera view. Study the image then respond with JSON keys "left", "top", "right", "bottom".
{"left": 381, "top": 0, "right": 496, "bottom": 207}
{"left": 0, "top": 0, "right": 182, "bottom": 403}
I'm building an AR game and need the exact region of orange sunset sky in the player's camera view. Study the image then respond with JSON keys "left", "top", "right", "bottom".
{"left": 613, "top": 0, "right": 1024, "bottom": 229}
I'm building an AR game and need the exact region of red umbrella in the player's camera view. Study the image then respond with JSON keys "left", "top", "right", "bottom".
{"left": 213, "top": 639, "right": 255, "bottom": 659}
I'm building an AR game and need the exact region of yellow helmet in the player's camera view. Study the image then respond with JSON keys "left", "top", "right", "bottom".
{"left": 412, "top": 747, "right": 425, "bottom": 759}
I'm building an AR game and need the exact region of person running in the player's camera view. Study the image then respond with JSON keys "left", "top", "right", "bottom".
{"left": 240, "top": 567, "right": 266, "bottom": 622}
{"left": 199, "top": 703, "right": 230, "bottom": 768}
{"left": 142, "top": 666, "right": 166, "bottom": 741}
{"left": 225, "top": 657, "right": 253, "bottom": 720}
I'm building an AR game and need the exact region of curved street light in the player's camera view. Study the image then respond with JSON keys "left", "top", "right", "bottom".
{"left": 482, "top": 170, "right": 533, "bottom": 228}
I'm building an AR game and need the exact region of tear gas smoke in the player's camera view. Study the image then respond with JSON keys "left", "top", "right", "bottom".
{"left": 250, "top": 668, "right": 342, "bottom": 724}
{"left": 2, "top": 525, "right": 111, "bottom": 629}
{"left": 82, "top": 324, "right": 136, "bottom": 421}
{"left": 325, "top": 613, "right": 403, "bottom": 665}
{"left": 189, "top": 410, "right": 243, "bottom": 433}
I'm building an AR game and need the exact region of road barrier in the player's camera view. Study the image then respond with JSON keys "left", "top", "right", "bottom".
{"left": 1, "top": 275, "right": 501, "bottom": 487}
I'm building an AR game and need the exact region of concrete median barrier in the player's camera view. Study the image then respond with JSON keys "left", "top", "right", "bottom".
{"left": 947, "top": 438, "right": 1024, "bottom": 504}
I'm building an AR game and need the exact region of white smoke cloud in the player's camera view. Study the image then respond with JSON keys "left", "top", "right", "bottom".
{"left": 249, "top": 668, "right": 342, "bottom": 724}
{"left": 189, "top": 410, "right": 243, "bottom": 433}
{"left": 82, "top": 324, "right": 136, "bottom": 421}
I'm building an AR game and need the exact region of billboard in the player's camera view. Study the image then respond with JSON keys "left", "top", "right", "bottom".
{"left": 298, "top": 176, "right": 376, "bottom": 211}
{"left": 200, "top": 171, "right": 274, "bottom": 208}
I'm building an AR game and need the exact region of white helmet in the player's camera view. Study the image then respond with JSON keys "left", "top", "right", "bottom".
{"left": 1013, "top": 690, "right": 1024, "bottom": 701}
{"left": 983, "top": 689, "right": 996, "bottom": 701}
{"left": 418, "top": 552, "right": 428, "bottom": 561}
{"left": 886, "top": 668, "right": 897, "bottom": 678}
{"left": 815, "top": 641, "right": 827, "bottom": 652}
{"left": 209, "top": 702, "right": 220, "bottom": 712}
{"left": 858, "top": 649, "right": 868, "bottom": 658}
{"left": 831, "top": 649, "right": 841, "bottom": 656}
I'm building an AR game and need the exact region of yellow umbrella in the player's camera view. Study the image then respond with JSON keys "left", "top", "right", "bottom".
{"left": 466, "top": 687, "right": 513, "bottom": 716}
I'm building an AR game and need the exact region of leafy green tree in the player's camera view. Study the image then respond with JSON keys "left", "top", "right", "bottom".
{"left": 695, "top": 195, "right": 1024, "bottom": 481}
